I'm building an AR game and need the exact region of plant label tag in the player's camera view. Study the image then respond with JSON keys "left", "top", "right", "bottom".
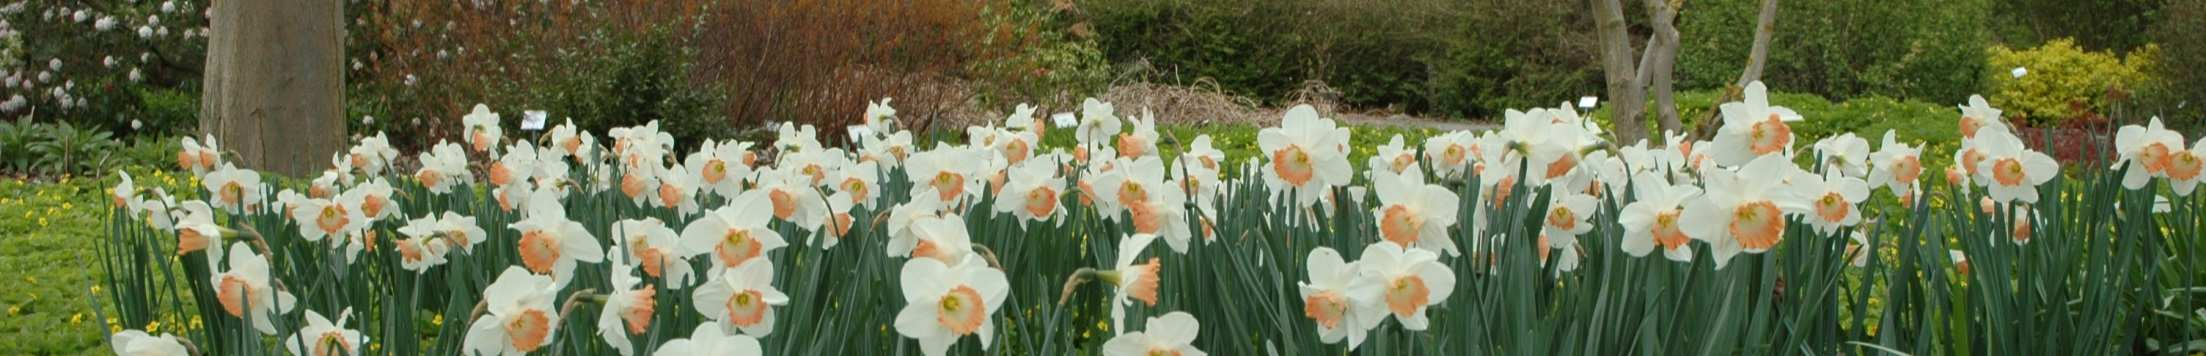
{"left": 520, "top": 110, "right": 548, "bottom": 131}
{"left": 1051, "top": 112, "right": 1077, "bottom": 128}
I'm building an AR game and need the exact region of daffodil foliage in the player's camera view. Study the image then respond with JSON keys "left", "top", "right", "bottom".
{"left": 97, "top": 85, "right": 2206, "bottom": 355}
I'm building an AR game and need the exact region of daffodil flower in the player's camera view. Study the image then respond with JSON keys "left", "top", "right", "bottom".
{"left": 210, "top": 242, "right": 296, "bottom": 335}
{"left": 1542, "top": 191, "right": 1598, "bottom": 247}
{"left": 1118, "top": 109, "right": 1160, "bottom": 159}
{"left": 462, "top": 104, "right": 504, "bottom": 154}
{"left": 178, "top": 135, "right": 221, "bottom": 176}
{"left": 1813, "top": 132, "right": 1871, "bottom": 178}
{"left": 286, "top": 308, "right": 366, "bottom": 356}
{"left": 894, "top": 255, "right": 1011, "bottom": 356}
{"left": 1710, "top": 81, "right": 1803, "bottom": 166}
{"left": 1076, "top": 98, "right": 1123, "bottom": 149}
{"left": 859, "top": 130, "right": 914, "bottom": 169}
{"left": 908, "top": 148, "right": 984, "bottom": 208}
{"left": 1101, "top": 311, "right": 1205, "bottom": 356}
{"left": 1868, "top": 130, "right": 1926, "bottom": 197}
{"left": 1106, "top": 234, "right": 1164, "bottom": 334}
{"left": 2115, "top": 117, "right": 2189, "bottom": 190}
{"left": 202, "top": 164, "right": 263, "bottom": 213}
{"left": 1619, "top": 173, "right": 1701, "bottom": 262}
{"left": 111, "top": 329, "right": 188, "bottom": 356}
{"left": 1969, "top": 129, "right": 2058, "bottom": 204}
{"left": 1957, "top": 95, "right": 2009, "bottom": 140}
{"left": 1259, "top": 105, "right": 1352, "bottom": 209}
{"left": 599, "top": 259, "right": 657, "bottom": 356}
{"left": 995, "top": 159, "right": 1066, "bottom": 229}
{"left": 1682, "top": 154, "right": 1808, "bottom": 269}
{"left": 752, "top": 167, "right": 827, "bottom": 231}
{"left": 1298, "top": 247, "right": 1382, "bottom": 350}
{"left": 686, "top": 139, "right": 757, "bottom": 200}
{"left": 695, "top": 258, "right": 787, "bottom": 336}
{"left": 861, "top": 97, "right": 898, "bottom": 137}
{"left": 1371, "top": 164, "right": 1462, "bottom": 256}
{"left": 509, "top": 194, "right": 605, "bottom": 285}
{"left": 611, "top": 218, "right": 693, "bottom": 287}
{"left": 650, "top": 323, "right": 761, "bottom": 356}
{"left": 416, "top": 142, "right": 473, "bottom": 194}
{"left": 464, "top": 267, "right": 561, "bottom": 356}
{"left": 1789, "top": 171, "right": 1871, "bottom": 236}
{"left": 680, "top": 191, "right": 788, "bottom": 273}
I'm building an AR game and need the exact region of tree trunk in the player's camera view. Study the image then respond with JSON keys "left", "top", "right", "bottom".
{"left": 201, "top": 0, "right": 346, "bottom": 177}
{"left": 1644, "top": 0, "right": 1683, "bottom": 136}
{"left": 1592, "top": 0, "right": 1648, "bottom": 145}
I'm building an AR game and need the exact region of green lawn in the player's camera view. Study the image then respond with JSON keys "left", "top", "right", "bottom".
{"left": 1, "top": 174, "right": 119, "bottom": 355}
{"left": 0, "top": 166, "right": 204, "bottom": 355}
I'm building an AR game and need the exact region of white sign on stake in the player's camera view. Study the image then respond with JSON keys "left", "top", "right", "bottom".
{"left": 1051, "top": 112, "right": 1078, "bottom": 128}
{"left": 520, "top": 110, "right": 548, "bottom": 131}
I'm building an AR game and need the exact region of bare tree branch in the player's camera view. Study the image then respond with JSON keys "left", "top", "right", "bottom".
{"left": 1736, "top": 0, "right": 1779, "bottom": 87}
{"left": 1694, "top": 0, "right": 1779, "bottom": 140}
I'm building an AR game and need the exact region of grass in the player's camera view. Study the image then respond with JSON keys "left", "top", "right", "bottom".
{"left": 0, "top": 166, "right": 196, "bottom": 355}
{"left": 1, "top": 175, "right": 116, "bottom": 355}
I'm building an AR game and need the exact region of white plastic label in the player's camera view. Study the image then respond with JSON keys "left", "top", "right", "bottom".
{"left": 1051, "top": 112, "right": 1078, "bottom": 128}
{"left": 520, "top": 110, "right": 548, "bottom": 130}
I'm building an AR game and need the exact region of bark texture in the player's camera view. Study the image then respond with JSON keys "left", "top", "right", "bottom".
{"left": 1593, "top": 0, "right": 1683, "bottom": 146}
{"left": 201, "top": 0, "right": 346, "bottom": 177}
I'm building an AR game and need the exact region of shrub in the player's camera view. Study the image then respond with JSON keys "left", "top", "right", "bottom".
{"left": 526, "top": 30, "right": 726, "bottom": 150}
{"left": 1677, "top": 0, "right": 1992, "bottom": 104}
{"left": 1983, "top": 39, "right": 2156, "bottom": 124}
{"left": 0, "top": 1, "right": 210, "bottom": 136}
{"left": 127, "top": 87, "right": 198, "bottom": 135}
{"left": 352, "top": 0, "right": 1023, "bottom": 149}
{"left": 0, "top": 121, "right": 127, "bottom": 176}
{"left": 1083, "top": 0, "right": 1311, "bottom": 102}
{"left": 965, "top": 3, "right": 1113, "bottom": 110}
{"left": 1419, "top": 1, "right": 1600, "bottom": 118}
{"left": 1081, "top": 0, "right": 1600, "bottom": 118}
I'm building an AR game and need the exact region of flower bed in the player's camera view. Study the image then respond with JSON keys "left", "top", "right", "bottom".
{"left": 97, "top": 85, "right": 2206, "bottom": 355}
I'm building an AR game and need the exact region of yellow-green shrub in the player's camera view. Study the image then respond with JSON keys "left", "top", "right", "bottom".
{"left": 1984, "top": 39, "right": 2157, "bottom": 124}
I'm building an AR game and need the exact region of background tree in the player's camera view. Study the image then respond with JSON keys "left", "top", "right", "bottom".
{"left": 200, "top": 0, "right": 346, "bottom": 176}
{"left": 1590, "top": 0, "right": 1687, "bottom": 145}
